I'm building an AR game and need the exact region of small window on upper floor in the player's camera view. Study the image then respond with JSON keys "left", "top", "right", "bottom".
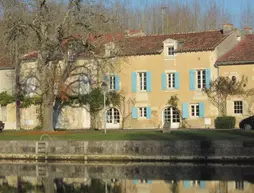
{"left": 167, "top": 46, "right": 175, "bottom": 56}
{"left": 235, "top": 181, "right": 244, "bottom": 190}
{"left": 109, "top": 75, "right": 116, "bottom": 90}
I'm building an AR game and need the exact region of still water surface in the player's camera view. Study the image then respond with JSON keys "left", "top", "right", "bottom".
{"left": 0, "top": 161, "right": 253, "bottom": 193}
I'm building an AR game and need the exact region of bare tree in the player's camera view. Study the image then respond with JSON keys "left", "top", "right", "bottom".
{"left": 1, "top": 0, "right": 122, "bottom": 131}
{"left": 240, "top": 1, "right": 254, "bottom": 28}
{"left": 203, "top": 76, "right": 253, "bottom": 116}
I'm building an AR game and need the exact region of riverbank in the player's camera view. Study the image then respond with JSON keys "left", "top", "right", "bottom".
{"left": 1, "top": 139, "right": 254, "bottom": 162}
{"left": 0, "top": 129, "right": 254, "bottom": 140}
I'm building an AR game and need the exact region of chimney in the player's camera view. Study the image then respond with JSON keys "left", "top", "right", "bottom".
{"left": 222, "top": 24, "right": 234, "bottom": 34}
{"left": 244, "top": 27, "right": 252, "bottom": 35}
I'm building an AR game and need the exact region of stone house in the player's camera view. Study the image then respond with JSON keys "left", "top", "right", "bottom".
{"left": 2, "top": 25, "right": 254, "bottom": 130}
{"left": 216, "top": 29, "right": 254, "bottom": 128}
{"left": 0, "top": 58, "right": 16, "bottom": 129}
{"left": 104, "top": 24, "right": 243, "bottom": 129}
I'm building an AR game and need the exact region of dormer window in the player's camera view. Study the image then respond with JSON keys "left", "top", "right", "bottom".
{"left": 167, "top": 46, "right": 175, "bottom": 56}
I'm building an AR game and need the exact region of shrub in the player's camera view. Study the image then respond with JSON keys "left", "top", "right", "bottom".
{"left": 0, "top": 121, "right": 4, "bottom": 131}
{"left": 215, "top": 116, "right": 236, "bottom": 129}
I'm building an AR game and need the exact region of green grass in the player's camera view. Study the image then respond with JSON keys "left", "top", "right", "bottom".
{"left": 0, "top": 129, "right": 254, "bottom": 141}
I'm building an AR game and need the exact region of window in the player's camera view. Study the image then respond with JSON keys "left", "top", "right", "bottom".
{"left": 26, "top": 77, "right": 36, "bottom": 96}
{"left": 234, "top": 101, "right": 243, "bottom": 114}
{"left": 168, "top": 46, "right": 174, "bottom": 56}
{"left": 167, "top": 73, "right": 175, "bottom": 89}
{"left": 140, "top": 180, "right": 148, "bottom": 184}
{"left": 137, "top": 72, "right": 147, "bottom": 91}
{"left": 192, "top": 181, "right": 201, "bottom": 187}
{"left": 109, "top": 75, "right": 116, "bottom": 90}
{"left": 235, "top": 181, "right": 244, "bottom": 190}
{"left": 138, "top": 107, "right": 147, "bottom": 118}
{"left": 164, "top": 107, "right": 180, "bottom": 123}
{"left": 106, "top": 108, "right": 120, "bottom": 124}
{"left": 190, "top": 104, "right": 199, "bottom": 117}
{"left": 196, "top": 70, "right": 206, "bottom": 89}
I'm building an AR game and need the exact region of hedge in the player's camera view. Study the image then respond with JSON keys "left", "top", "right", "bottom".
{"left": 215, "top": 116, "right": 236, "bottom": 129}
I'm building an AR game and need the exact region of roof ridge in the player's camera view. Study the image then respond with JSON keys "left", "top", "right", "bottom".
{"left": 135, "top": 29, "right": 222, "bottom": 38}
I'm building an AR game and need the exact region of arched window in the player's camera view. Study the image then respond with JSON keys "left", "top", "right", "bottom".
{"left": 106, "top": 108, "right": 120, "bottom": 124}
{"left": 163, "top": 106, "right": 180, "bottom": 123}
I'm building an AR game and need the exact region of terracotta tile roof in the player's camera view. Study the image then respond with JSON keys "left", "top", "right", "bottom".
{"left": 23, "top": 29, "right": 229, "bottom": 59}
{"left": 23, "top": 51, "right": 38, "bottom": 60}
{"left": 216, "top": 35, "right": 254, "bottom": 65}
{"left": 0, "top": 57, "right": 13, "bottom": 69}
{"left": 118, "top": 30, "right": 230, "bottom": 56}
{"left": 23, "top": 30, "right": 145, "bottom": 60}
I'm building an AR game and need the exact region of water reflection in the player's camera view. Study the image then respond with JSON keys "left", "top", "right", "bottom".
{"left": 0, "top": 162, "right": 254, "bottom": 193}
{"left": 1, "top": 177, "right": 254, "bottom": 193}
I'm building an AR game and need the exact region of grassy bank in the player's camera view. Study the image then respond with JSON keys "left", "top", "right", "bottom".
{"left": 0, "top": 129, "right": 254, "bottom": 141}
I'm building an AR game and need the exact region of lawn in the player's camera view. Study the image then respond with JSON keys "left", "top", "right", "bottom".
{"left": 0, "top": 129, "right": 254, "bottom": 141}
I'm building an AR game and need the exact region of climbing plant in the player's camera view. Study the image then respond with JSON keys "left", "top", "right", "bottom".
{"left": 203, "top": 76, "right": 254, "bottom": 116}
{"left": 19, "top": 95, "right": 42, "bottom": 108}
{"left": 167, "top": 94, "right": 179, "bottom": 108}
{"left": 0, "top": 91, "right": 15, "bottom": 106}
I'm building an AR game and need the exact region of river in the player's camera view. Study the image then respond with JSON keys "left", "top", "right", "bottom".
{"left": 0, "top": 161, "right": 253, "bottom": 192}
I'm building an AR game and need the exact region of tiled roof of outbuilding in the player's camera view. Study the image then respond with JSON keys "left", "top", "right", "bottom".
{"left": 216, "top": 34, "right": 254, "bottom": 65}
{"left": 118, "top": 30, "right": 230, "bottom": 56}
{"left": 0, "top": 57, "right": 13, "bottom": 69}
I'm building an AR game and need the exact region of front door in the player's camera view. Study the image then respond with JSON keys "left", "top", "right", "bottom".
{"left": 106, "top": 108, "right": 120, "bottom": 129}
{"left": 163, "top": 107, "right": 180, "bottom": 129}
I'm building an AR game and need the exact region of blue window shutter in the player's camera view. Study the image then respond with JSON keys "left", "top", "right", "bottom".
{"left": 190, "top": 69, "right": 196, "bottom": 90}
{"left": 147, "top": 180, "right": 152, "bottom": 184}
{"left": 146, "top": 107, "right": 152, "bottom": 119}
{"left": 131, "top": 72, "right": 137, "bottom": 92}
{"left": 184, "top": 181, "right": 190, "bottom": 188}
{"left": 200, "top": 181, "right": 206, "bottom": 189}
{"left": 205, "top": 68, "right": 211, "bottom": 89}
{"left": 146, "top": 72, "right": 152, "bottom": 92}
{"left": 182, "top": 103, "right": 189, "bottom": 119}
{"left": 175, "top": 72, "right": 180, "bottom": 89}
{"left": 199, "top": 102, "right": 205, "bottom": 118}
{"left": 161, "top": 73, "right": 167, "bottom": 90}
{"left": 133, "top": 180, "right": 139, "bottom": 185}
{"left": 115, "top": 75, "right": 120, "bottom": 91}
{"left": 132, "top": 107, "right": 137, "bottom": 119}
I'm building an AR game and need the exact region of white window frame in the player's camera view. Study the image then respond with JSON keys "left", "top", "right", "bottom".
{"left": 190, "top": 104, "right": 200, "bottom": 117}
{"left": 137, "top": 72, "right": 147, "bottom": 91}
{"left": 138, "top": 107, "right": 147, "bottom": 119}
{"left": 196, "top": 69, "right": 206, "bottom": 89}
{"left": 167, "top": 73, "right": 175, "bottom": 89}
{"left": 235, "top": 181, "right": 244, "bottom": 190}
{"left": 167, "top": 46, "right": 175, "bottom": 56}
{"left": 109, "top": 75, "right": 116, "bottom": 90}
{"left": 192, "top": 181, "right": 201, "bottom": 187}
{"left": 234, "top": 101, "right": 243, "bottom": 114}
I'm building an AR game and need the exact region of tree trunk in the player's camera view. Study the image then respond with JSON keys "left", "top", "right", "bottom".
{"left": 14, "top": 41, "right": 21, "bottom": 130}
{"left": 42, "top": 101, "right": 54, "bottom": 131}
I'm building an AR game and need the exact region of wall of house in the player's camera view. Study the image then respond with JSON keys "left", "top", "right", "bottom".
{"left": 219, "top": 64, "right": 254, "bottom": 126}
{"left": 110, "top": 51, "right": 218, "bottom": 129}
{"left": 0, "top": 68, "right": 14, "bottom": 94}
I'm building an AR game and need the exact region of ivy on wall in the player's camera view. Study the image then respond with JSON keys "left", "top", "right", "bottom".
{"left": 60, "top": 87, "right": 121, "bottom": 112}
{"left": 19, "top": 95, "right": 42, "bottom": 108}
{"left": 0, "top": 92, "right": 15, "bottom": 106}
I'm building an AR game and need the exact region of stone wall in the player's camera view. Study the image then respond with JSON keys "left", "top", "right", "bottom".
{"left": 0, "top": 140, "right": 254, "bottom": 161}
